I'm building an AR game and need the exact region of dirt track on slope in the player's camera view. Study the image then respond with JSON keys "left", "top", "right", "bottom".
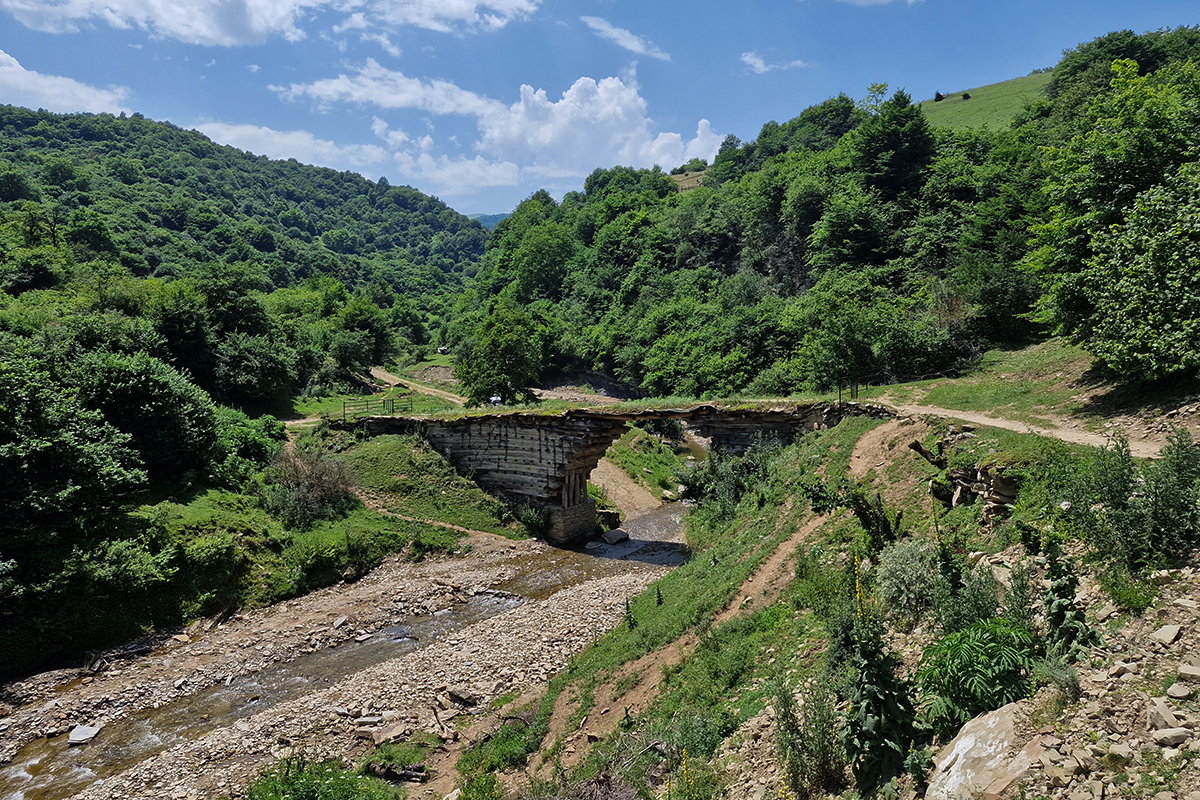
{"left": 370, "top": 366, "right": 466, "bottom": 406}
{"left": 890, "top": 403, "right": 1162, "bottom": 458}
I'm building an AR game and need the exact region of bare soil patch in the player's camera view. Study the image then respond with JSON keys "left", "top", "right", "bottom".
{"left": 590, "top": 458, "right": 663, "bottom": 519}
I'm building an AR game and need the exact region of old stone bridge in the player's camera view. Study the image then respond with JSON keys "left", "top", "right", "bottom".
{"left": 358, "top": 402, "right": 890, "bottom": 543}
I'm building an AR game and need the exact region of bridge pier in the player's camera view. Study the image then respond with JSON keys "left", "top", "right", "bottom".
{"left": 547, "top": 498, "right": 598, "bottom": 543}
{"left": 357, "top": 402, "right": 892, "bottom": 544}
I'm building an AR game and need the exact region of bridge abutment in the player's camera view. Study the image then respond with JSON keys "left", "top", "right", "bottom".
{"left": 355, "top": 402, "right": 891, "bottom": 544}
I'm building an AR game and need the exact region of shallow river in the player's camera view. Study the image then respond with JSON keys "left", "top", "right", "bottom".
{"left": 0, "top": 504, "right": 689, "bottom": 800}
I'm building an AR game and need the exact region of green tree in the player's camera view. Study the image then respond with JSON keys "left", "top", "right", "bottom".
{"left": 0, "top": 359, "right": 145, "bottom": 551}
{"left": 507, "top": 222, "right": 577, "bottom": 303}
{"left": 147, "top": 279, "right": 213, "bottom": 383}
{"left": 849, "top": 89, "right": 936, "bottom": 204}
{"left": 214, "top": 331, "right": 297, "bottom": 402}
{"left": 70, "top": 351, "right": 219, "bottom": 478}
{"left": 335, "top": 295, "right": 396, "bottom": 366}
{"left": 1028, "top": 59, "right": 1200, "bottom": 342}
{"left": 455, "top": 301, "right": 542, "bottom": 405}
{"left": 1075, "top": 163, "right": 1200, "bottom": 378}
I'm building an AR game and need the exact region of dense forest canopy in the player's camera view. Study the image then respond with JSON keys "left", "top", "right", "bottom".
{"left": 449, "top": 26, "right": 1200, "bottom": 403}
{"left": 3, "top": 25, "right": 1200, "bottom": 673}
{"left": 0, "top": 109, "right": 487, "bottom": 672}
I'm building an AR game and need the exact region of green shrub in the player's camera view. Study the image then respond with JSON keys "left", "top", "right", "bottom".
{"left": 261, "top": 450, "right": 357, "bottom": 530}
{"left": 634, "top": 417, "right": 685, "bottom": 441}
{"left": 931, "top": 563, "right": 999, "bottom": 634}
{"left": 517, "top": 504, "right": 551, "bottom": 537}
{"left": 1096, "top": 563, "right": 1154, "bottom": 613}
{"left": 917, "top": 618, "right": 1032, "bottom": 734}
{"left": 208, "top": 406, "right": 285, "bottom": 488}
{"left": 775, "top": 678, "right": 846, "bottom": 799}
{"left": 242, "top": 754, "right": 399, "bottom": 800}
{"left": 876, "top": 539, "right": 936, "bottom": 630}
{"left": 677, "top": 435, "right": 784, "bottom": 519}
{"left": 1057, "top": 430, "right": 1200, "bottom": 571}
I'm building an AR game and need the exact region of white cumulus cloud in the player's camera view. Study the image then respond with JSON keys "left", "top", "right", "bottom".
{"left": 580, "top": 16, "right": 670, "bottom": 61}
{"left": 366, "top": 0, "right": 540, "bottom": 34}
{"left": 370, "top": 116, "right": 410, "bottom": 147}
{"left": 272, "top": 58, "right": 505, "bottom": 117}
{"left": 0, "top": 0, "right": 316, "bottom": 45}
{"left": 195, "top": 121, "right": 389, "bottom": 169}
{"left": 274, "top": 60, "right": 720, "bottom": 183}
{"left": 740, "top": 51, "right": 808, "bottom": 74}
{"left": 0, "top": 48, "right": 131, "bottom": 113}
{"left": 394, "top": 152, "right": 519, "bottom": 194}
{"left": 0, "top": 0, "right": 542, "bottom": 46}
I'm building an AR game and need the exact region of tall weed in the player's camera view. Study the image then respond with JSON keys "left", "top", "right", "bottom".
{"left": 774, "top": 678, "right": 846, "bottom": 799}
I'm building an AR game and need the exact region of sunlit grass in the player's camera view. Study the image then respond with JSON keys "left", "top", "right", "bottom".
{"left": 919, "top": 72, "right": 1052, "bottom": 130}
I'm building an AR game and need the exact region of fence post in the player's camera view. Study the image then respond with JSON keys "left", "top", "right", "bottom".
{"left": 342, "top": 400, "right": 346, "bottom": 424}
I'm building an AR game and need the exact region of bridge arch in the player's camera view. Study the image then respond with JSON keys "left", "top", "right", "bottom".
{"left": 359, "top": 402, "right": 890, "bottom": 543}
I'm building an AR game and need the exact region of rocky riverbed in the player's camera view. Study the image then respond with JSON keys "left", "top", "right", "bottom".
{"left": 0, "top": 503, "right": 684, "bottom": 799}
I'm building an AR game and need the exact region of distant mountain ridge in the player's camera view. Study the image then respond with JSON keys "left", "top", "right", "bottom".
{"left": 0, "top": 105, "right": 487, "bottom": 293}
{"left": 468, "top": 212, "right": 511, "bottom": 229}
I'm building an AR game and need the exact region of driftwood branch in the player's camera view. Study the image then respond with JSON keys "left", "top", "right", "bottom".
{"left": 907, "top": 440, "right": 947, "bottom": 469}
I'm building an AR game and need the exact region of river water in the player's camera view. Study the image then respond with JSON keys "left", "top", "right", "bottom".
{"left": 0, "top": 504, "right": 689, "bottom": 800}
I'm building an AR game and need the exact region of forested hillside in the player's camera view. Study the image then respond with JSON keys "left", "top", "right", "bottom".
{"left": 4, "top": 25, "right": 1200, "bottom": 676}
{"left": 450, "top": 26, "right": 1200, "bottom": 404}
{"left": 0, "top": 110, "right": 488, "bottom": 674}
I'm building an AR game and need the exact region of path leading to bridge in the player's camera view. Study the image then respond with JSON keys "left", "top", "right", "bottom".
{"left": 370, "top": 366, "right": 466, "bottom": 406}
{"left": 890, "top": 402, "right": 1162, "bottom": 458}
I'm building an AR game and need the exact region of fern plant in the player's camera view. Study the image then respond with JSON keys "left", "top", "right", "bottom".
{"left": 916, "top": 618, "right": 1033, "bottom": 734}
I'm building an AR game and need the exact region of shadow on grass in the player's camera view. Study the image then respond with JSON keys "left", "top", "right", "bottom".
{"left": 1075, "top": 365, "right": 1200, "bottom": 419}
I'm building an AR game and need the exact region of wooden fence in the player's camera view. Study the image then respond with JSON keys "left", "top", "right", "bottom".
{"left": 341, "top": 394, "right": 413, "bottom": 422}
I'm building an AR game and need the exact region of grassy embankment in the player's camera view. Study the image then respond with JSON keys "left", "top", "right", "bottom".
{"left": 919, "top": 72, "right": 1053, "bottom": 129}
{"left": 142, "top": 424, "right": 527, "bottom": 619}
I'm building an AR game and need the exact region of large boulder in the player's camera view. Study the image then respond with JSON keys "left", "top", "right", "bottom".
{"left": 927, "top": 703, "right": 1044, "bottom": 800}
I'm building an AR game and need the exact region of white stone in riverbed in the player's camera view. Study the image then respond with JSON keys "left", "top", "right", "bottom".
{"left": 68, "top": 725, "right": 102, "bottom": 745}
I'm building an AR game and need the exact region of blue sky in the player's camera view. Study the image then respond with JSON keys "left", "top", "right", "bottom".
{"left": 0, "top": 0, "right": 1196, "bottom": 215}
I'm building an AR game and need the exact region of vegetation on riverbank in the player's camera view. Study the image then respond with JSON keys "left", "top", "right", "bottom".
{"left": 8, "top": 25, "right": 1200, "bottom": 799}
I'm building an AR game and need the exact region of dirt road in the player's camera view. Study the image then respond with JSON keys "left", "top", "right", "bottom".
{"left": 890, "top": 403, "right": 1161, "bottom": 458}
{"left": 370, "top": 367, "right": 466, "bottom": 406}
